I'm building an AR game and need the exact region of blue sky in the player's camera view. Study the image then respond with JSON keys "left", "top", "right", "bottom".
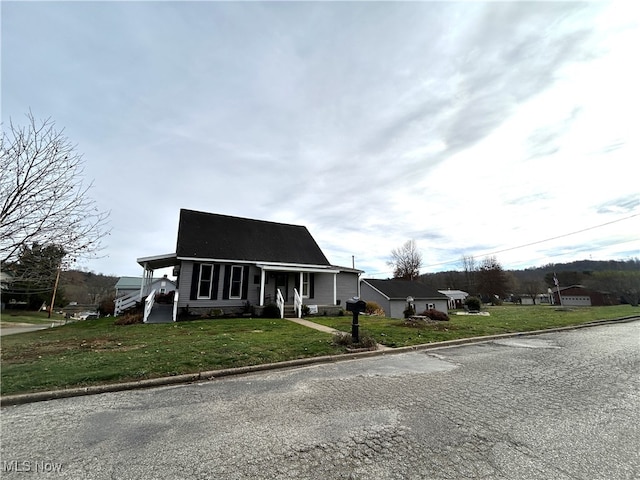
{"left": 2, "top": 1, "right": 639, "bottom": 278}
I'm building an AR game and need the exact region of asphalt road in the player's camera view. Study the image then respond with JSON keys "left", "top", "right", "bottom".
{"left": 1, "top": 321, "right": 638, "bottom": 479}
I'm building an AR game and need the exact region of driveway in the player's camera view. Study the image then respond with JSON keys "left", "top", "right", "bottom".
{"left": 1, "top": 320, "right": 638, "bottom": 479}
{"left": 0, "top": 321, "right": 63, "bottom": 336}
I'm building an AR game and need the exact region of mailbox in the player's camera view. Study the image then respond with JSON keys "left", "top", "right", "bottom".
{"left": 346, "top": 297, "right": 366, "bottom": 343}
{"left": 345, "top": 298, "right": 366, "bottom": 313}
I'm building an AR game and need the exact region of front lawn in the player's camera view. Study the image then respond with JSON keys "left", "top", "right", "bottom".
{"left": 0, "top": 317, "right": 342, "bottom": 396}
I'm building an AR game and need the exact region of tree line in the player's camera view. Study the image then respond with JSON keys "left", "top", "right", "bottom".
{"left": 388, "top": 240, "right": 639, "bottom": 306}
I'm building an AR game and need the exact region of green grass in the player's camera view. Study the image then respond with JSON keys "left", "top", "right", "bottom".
{"left": 1, "top": 304, "right": 638, "bottom": 396}
{"left": 1, "top": 317, "right": 343, "bottom": 396}
{"left": 311, "top": 304, "right": 640, "bottom": 348}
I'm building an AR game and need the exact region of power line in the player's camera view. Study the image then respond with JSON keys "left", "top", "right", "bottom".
{"left": 422, "top": 213, "right": 639, "bottom": 269}
{"left": 362, "top": 213, "right": 639, "bottom": 276}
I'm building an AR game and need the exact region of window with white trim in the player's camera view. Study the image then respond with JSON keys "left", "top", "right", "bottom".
{"left": 229, "top": 265, "right": 243, "bottom": 299}
{"left": 198, "top": 264, "right": 213, "bottom": 299}
{"left": 302, "top": 272, "right": 309, "bottom": 297}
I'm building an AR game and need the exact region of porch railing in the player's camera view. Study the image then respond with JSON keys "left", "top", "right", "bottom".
{"left": 276, "top": 288, "right": 285, "bottom": 319}
{"left": 143, "top": 289, "right": 156, "bottom": 323}
{"left": 114, "top": 291, "right": 140, "bottom": 316}
{"left": 293, "top": 288, "right": 302, "bottom": 318}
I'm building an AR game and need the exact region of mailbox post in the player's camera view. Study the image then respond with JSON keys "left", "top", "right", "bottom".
{"left": 345, "top": 297, "right": 366, "bottom": 344}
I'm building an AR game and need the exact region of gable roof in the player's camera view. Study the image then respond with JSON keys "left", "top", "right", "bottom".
{"left": 438, "top": 289, "right": 469, "bottom": 299}
{"left": 175, "top": 209, "right": 331, "bottom": 266}
{"left": 363, "top": 279, "right": 449, "bottom": 300}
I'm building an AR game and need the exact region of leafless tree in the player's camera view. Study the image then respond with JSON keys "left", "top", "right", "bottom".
{"left": 388, "top": 239, "right": 423, "bottom": 280}
{"left": 585, "top": 271, "right": 640, "bottom": 307}
{"left": 461, "top": 255, "right": 478, "bottom": 293}
{"left": 521, "top": 279, "right": 545, "bottom": 304}
{"left": 1, "top": 112, "right": 109, "bottom": 265}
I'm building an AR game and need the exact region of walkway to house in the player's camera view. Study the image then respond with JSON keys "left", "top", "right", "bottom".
{"left": 285, "top": 317, "right": 392, "bottom": 351}
{"left": 285, "top": 317, "right": 341, "bottom": 334}
{"left": 146, "top": 304, "right": 174, "bottom": 323}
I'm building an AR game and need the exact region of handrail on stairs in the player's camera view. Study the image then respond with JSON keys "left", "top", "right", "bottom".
{"left": 172, "top": 291, "right": 179, "bottom": 322}
{"left": 276, "top": 288, "right": 285, "bottom": 319}
{"left": 143, "top": 289, "right": 156, "bottom": 323}
{"left": 293, "top": 288, "right": 302, "bottom": 318}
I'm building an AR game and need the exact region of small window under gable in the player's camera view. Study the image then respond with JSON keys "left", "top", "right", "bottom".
{"left": 198, "top": 264, "right": 213, "bottom": 299}
{"left": 229, "top": 265, "right": 243, "bottom": 299}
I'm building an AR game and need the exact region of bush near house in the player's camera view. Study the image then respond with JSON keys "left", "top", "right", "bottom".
{"left": 465, "top": 296, "right": 481, "bottom": 312}
{"left": 262, "top": 303, "right": 281, "bottom": 318}
{"left": 114, "top": 312, "right": 143, "bottom": 325}
{"left": 365, "top": 301, "right": 385, "bottom": 316}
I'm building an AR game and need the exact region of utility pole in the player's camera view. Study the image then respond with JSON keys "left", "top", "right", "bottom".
{"left": 48, "top": 266, "right": 61, "bottom": 319}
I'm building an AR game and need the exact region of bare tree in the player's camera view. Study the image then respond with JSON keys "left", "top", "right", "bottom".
{"left": 521, "top": 279, "right": 544, "bottom": 304}
{"left": 388, "top": 239, "right": 423, "bottom": 280}
{"left": 585, "top": 271, "right": 640, "bottom": 307}
{"left": 1, "top": 112, "right": 109, "bottom": 265}
{"left": 461, "top": 255, "right": 478, "bottom": 293}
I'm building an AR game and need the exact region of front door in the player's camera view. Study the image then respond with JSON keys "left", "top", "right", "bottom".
{"left": 275, "top": 273, "right": 288, "bottom": 302}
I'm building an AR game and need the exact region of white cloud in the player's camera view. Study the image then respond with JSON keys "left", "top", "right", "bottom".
{"left": 2, "top": 1, "right": 638, "bottom": 278}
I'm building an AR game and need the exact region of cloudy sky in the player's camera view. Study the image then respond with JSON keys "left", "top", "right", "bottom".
{"left": 2, "top": 1, "right": 639, "bottom": 279}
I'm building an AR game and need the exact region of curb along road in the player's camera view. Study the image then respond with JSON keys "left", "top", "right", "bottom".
{"left": 2, "top": 316, "right": 638, "bottom": 407}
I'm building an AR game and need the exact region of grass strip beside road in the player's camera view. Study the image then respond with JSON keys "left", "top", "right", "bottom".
{"left": 1, "top": 305, "right": 638, "bottom": 396}
{"left": 311, "top": 304, "right": 640, "bottom": 348}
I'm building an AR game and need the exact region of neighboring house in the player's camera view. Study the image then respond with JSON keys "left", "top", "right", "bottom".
{"left": 361, "top": 279, "right": 450, "bottom": 318}
{"left": 135, "top": 209, "right": 362, "bottom": 322}
{"left": 552, "top": 285, "right": 619, "bottom": 307}
{"left": 0, "top": 271, "right": 12, "bottom": 311}
{"left": 438, "top": 289, "right": 469, "bottom": 309}
{"left": 115, "top": 276, "right": 176, "bottom": 298}
{"left": 114, "top": 275, "right": 177, "bottom": 316}
{"left": 518, "top": 292, "right": 552, "bottom": 305}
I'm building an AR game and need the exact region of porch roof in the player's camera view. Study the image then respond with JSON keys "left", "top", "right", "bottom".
{"left": 257, "top": 263, "right": 340, "bottom": 274}
{"left": 137, "top": 253, "right": 178, "bottom": 270}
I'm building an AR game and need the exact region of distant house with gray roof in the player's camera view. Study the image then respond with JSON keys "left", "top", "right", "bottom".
{"left": 437, "top": 289, "right": 469, "bottom": 309}
{"left": 360, "top": 278, "right": 449, "bottom": 318}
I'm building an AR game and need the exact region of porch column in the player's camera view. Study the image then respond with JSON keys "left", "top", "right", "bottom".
{"left": 140, "top": 263, "right": 152, "bottom": 298}
{"left": 333, "top": 273, "right": 337, "bottom": 305}
{"left": 259, "top": 268, "right": 266, "bottom": 306}
{"left": 299, "top": 272, "right": 304, "bottom": 298}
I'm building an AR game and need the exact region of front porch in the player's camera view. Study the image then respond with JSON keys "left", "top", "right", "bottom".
{"left": 132, "top": 254, "right": 360, "bottom": 322}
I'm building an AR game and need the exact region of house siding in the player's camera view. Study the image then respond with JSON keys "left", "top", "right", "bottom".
{"left": 389, "top": 300, "right": 406, "bottom": 319}
{"left": 360, "top": 282, "right": 449, "bottom": 318}
{"left": 336, "top": 271, "right": 360, "bottom": 307}
{"left": 360, "top": 282, "right": 392, "bottom": 317}
{"left": 179, "top": 261, "right": 358, "bottom": 315}
{"left": 310, "top": 273, "right": 334, "bottom": 305}
{"left": 178, "top": 261, "right": 258, "bottom": 314}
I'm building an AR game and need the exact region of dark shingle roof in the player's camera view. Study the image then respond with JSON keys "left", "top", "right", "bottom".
{"left": 363, "top": 279, "right": 449, "bottom": 300}
{"left": 176, "top": 209, "right": 331, "bottom": 266}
